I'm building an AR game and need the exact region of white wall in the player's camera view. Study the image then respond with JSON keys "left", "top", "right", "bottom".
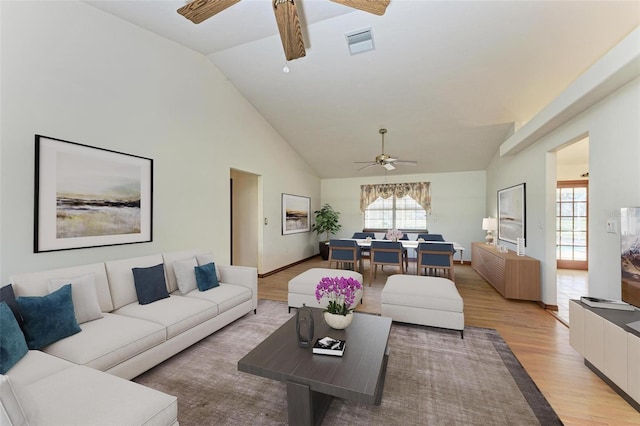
{"left": 320, "top": 171, "right": 487, "bottom": 262}
{"left": 487, "top": 76, "right": 640, "bottom": 303}
{"left": 0, "top": 1, "right": 319, "bottom": 280}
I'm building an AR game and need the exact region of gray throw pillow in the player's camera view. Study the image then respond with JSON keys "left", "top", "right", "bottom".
{"left": 48, "top": 272, "right": 103, "bottom": 324}
{"left": 173, "top": 258, "right": 198, "bottom": 294}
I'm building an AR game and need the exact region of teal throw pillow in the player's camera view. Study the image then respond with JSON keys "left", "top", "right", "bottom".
{"left": 195, "top": 262, "right": 219, "bottom": 291}
{"left": 0, "top": 302, "right": 28, "bottom": 374}
{"left": 16, "top": 284, "right": 81, "bottom": 350}
{"left": 0, "top": 284, "right": 24, "bottom": 330}
{"left": 132, "top": 263, "right": 170, "bottom": 305}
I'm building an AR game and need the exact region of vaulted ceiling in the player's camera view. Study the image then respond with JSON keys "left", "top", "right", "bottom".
{"left": 85, "top": 0, "right": 639, "bottom": 178}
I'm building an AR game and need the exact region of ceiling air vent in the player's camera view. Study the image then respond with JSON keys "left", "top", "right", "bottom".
{"left": 345, "top": 28, "right": 375, "bottom": 55}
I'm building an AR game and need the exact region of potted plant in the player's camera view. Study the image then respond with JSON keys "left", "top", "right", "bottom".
{"left": 312, "top": 203, "right": 341, "bottom": 260}
{"left": 315, "top": 276, "right": 362, "bottom": 329}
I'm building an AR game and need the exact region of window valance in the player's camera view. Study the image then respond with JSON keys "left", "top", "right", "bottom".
{"left": 360, "top": 182, "right": 431, "bottom": 213}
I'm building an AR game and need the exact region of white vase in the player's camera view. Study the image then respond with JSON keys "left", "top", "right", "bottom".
{"left": 323, "top": 311, "right": 353, "bottom": 329}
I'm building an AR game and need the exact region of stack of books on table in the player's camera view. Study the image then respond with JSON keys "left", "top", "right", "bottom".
{"left": 312, "top": 336, "right": 346, "bottom": 356}
{"left": 580, "top": 296, "right": 636, "bottom": 311}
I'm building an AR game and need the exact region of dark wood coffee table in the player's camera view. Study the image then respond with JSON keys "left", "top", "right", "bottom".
{"left": 238, "top": 308, "right": 392, "bottom": 425}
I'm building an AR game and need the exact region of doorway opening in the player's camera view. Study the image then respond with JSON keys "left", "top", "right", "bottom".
{"left": 555, "top": 137, "right": 589, "bottom": 324}
{"left": 230, "top": 169, "right": 260, "bottom": 269}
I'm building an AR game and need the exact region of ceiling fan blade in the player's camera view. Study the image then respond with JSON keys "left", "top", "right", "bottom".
{"left": 273, "top": 0, "right": 306, "bottom": 61}
{"left": 383, "top": 163, "right": 396, "bottom": 171}
{"left": 177, "top": 0, "right": 240, "bottom": 24}
{"left": 357, "top": 163, "right": 377, "bottom": 171}
{"left": 330, "top": 0, "right": 390, "bottom": 16}
{"left": 394, "top": 160, "right": 417, "bottom": 166}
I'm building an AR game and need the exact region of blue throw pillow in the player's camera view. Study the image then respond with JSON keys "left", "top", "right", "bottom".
{"left": 195, "top": 262, "right": 219, "bottom": 291}
{"left": 132, "top": 263, "right": 170, "bottom": 305}
{"left": 0, "top": 284, "right": 24, "bottom": 330}
{"left": 0, "top": 302, "right": 28, "bottom": 374}
{"left": 16, "top": 284, "right": 81, "bottom": 350}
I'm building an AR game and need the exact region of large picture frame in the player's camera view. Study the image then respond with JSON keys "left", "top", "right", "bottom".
{"left": 497, "top": 183, "right": 526, "bottom": 245}
{"left": 282, "top": 193, "right": 310, "bottom": 235}
{"left": 34, "top": 135, "right": 153, "bottom": 252}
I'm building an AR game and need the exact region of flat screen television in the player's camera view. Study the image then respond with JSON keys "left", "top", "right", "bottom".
{"left": 621, "top": 207, "right": 640, "bottom": 308}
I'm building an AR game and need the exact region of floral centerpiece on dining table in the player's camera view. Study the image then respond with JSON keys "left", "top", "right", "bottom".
{"left": 315, "top": 276, "right": 362, "bottom": 329}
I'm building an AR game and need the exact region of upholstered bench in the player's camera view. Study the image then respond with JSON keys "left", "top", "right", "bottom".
{"left": 381, "top": 274, "right": 464, "bottom": 338}
{"left": 288, "top": 268, "right": 364, "bottom": 312}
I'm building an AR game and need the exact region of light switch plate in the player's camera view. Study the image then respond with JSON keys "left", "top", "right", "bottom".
{"left": 607, "top": 219, "right": 617, "bottom": 233}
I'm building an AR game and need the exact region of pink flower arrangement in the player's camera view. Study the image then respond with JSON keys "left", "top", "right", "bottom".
{"left": 315, "top": 276, "right": 362, "bottom": 315}
{"left": 386, "top": 228, "right": 404, "bottom": 241}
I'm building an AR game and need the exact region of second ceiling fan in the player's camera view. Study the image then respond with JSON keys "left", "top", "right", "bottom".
{"left": 355, "top": 129, "right": 417, "bottom": 171}
{"left": 177, "top": 0, "right": 390, "bottom": 61}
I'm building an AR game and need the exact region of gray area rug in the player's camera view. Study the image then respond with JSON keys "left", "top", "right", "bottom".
{"left": 134, "top": 300, "right": 562, "bottom": 425}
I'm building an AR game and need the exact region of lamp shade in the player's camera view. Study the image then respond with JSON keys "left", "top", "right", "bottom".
{"left": 482, "top": 217, "right": 497, "bottom": 231}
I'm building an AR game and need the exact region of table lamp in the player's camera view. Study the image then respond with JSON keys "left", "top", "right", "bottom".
{"left": 482, "top": 217, "right": 497, "bottom": 245}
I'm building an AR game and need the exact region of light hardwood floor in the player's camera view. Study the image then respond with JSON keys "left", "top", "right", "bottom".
{"left": 258, "top": 257, "right": 640, "bottom": 425}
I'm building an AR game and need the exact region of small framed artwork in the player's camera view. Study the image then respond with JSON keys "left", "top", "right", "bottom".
{"left": 282, "top": 193, "right": 311, "bottom": 235}
{"left": 497, "top": 183, "right": 526, "bottom": 245}
{"left": 34, "top": 135, "right": 153, "bottom": 252}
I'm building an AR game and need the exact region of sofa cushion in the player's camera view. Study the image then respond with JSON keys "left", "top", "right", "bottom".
{"left": 9, "top": 262, "right": 114, "bottom": 313}
{"left": 132, "top": 264, "right": 170, "bottom": 305}
{"left": 48, "top": 272, "right": 103, "bottom": 324}
{"left": 173, "top": 258, "right": 198, "bottom": 294}
{"left": 0, "top": 303, "right": 28, "bottom": 374}
{"left": 16, "top": 285, "right": 82, "bottom": 350}
{"left": 195, "top": 262, "right": 219, "bottom": 291}
{"left": 0, "top": 284, "right": 23, "bottom": 329}
{"left": 105, "top": 254, "right": 165, "bottom": 310}
{"left": 185, "top": 284, "right": 251, "bottom": 315}
{"left": 114, "top": 295, "right": 217, "bottom": 339}
{"left": 41, "top": 313, "right": 166, "bottom": 372}
{"left": 4, "top": 350, "right": 75, "bottom": 387}
{"left": 26, "top": 365, "right": 177, "bottom": 426}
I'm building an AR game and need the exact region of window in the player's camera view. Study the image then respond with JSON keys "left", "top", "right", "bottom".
{"left": 556, "top": 181, "right": 588, "bottom": 269}
{"left": 360, "top": 182, "right": 431, "bottom": 231}
{"left": 364, "top": 194, "right": 427, "bottom": 231}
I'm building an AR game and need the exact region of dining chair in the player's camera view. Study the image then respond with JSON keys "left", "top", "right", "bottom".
{"left": 369, "top": 241, "right": 407, "bottom": 285}
{"left": 417, "top": 233, "right": 445, "bottom": 242}
{"left": 352, "top": 232, "right": 375, "bottom": 239}
{"left": 328, "top": 239, "right": 363, "bottom": 274}
{"left": 416, "top": 242, "right": 455, "bottom": 281}
{"left": 352, "top": 232, "right": 376, "bottom": 265}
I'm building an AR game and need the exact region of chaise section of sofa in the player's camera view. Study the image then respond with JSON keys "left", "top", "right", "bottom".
{"left": 2, "top": 351, "right": 178, "bottom": 426}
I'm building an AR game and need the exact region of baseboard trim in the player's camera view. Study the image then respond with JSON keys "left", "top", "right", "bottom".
{"left": 539, "top": 302, "right": 558, "bottom": 311}
{"left": 259, "top": 255, "right": 322, "bottom": 278}
{"left": 585, "top": 359, "right": 640, "bottom": 412}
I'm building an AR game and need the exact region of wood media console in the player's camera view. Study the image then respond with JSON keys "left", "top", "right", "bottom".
{"left": 471, "top": 242, "right": 541, "bottom": 301}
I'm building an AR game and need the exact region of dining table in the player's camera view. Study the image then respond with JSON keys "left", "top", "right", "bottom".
{"left": 340, "top": 238, "right": 466, "bottom": 264}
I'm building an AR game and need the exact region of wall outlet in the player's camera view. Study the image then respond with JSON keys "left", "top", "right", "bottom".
{"left": 606, "top": 219, "right": 617, "bottom": 234}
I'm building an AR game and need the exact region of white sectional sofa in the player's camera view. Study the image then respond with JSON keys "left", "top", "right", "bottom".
{"left": 0, "top": 249, "right": 258, "bottom": 425}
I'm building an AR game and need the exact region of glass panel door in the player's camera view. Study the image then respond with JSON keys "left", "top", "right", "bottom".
{"left": 556, "top": 180, "right": 588, "bottom": 270}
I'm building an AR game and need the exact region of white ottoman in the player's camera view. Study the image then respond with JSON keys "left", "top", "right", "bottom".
{"left": 288, "top": 268, "right": 364, "bottom": 312}
{"left": 381, "top": 274, "right": 464, "bottom": 338}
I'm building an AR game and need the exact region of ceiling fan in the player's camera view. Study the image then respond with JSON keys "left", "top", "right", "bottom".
{"left": 177, "top": 0, "right": 390, "bottom": 61}
{"left": 354, "top": 128, "right": 417, "bottom": 171}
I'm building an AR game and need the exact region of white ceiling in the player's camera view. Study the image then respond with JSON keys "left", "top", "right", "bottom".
{"left": 85, "top": 0, "right": 639, "bottom": 179}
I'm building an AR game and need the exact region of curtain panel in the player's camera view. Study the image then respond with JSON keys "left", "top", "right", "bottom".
{"left": 360, "top": 182, "right": 431, "bottom": 213}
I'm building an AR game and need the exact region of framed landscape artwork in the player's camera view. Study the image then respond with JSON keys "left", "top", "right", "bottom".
{"left": 34, "top": 135, "right": 153, "bottom": 252}
{"left": 282, "top": 193, "right": 310, "bottom": 235}
{"left": 497, "top": 183, "right": 526, "bottom": 245}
